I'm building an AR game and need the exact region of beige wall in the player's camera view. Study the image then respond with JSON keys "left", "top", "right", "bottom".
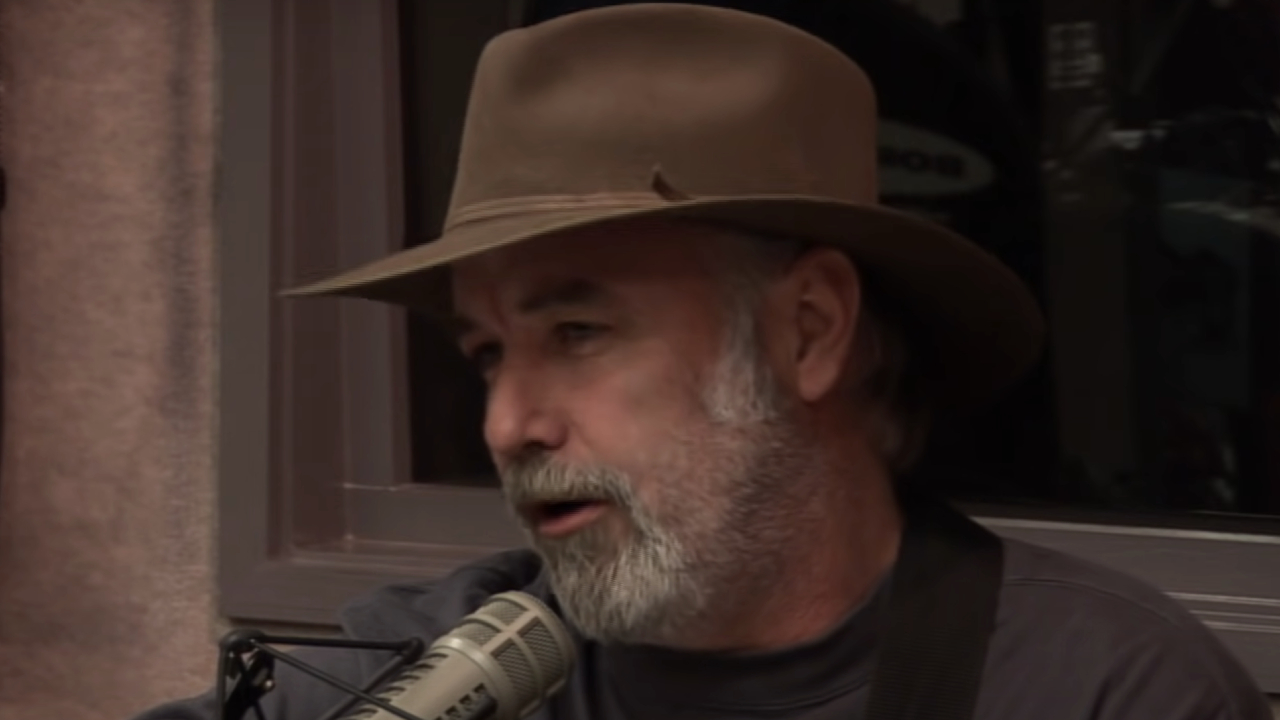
{"left": 0, "top": 2, "right": 219, "bottom": 718}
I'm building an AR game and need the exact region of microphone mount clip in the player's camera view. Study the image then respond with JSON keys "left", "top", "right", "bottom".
{"left": 216, "top": 628, "right": 426, "bottom": 720}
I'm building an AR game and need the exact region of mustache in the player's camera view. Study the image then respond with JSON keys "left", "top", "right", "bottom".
{"left": 501, "top": 455, "right": 637, "bottom": 509}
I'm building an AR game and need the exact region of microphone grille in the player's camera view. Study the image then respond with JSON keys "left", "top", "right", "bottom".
{"left": 484, "top": 595, "right": 534, "bottom": 624}
{"left": 439, "top": 591, "right": 576, "bottom": 718}
{"left": 519, "top": 622, "right": 565, "bottom": 674}
{"left": 452, "top": 619, "right": 500, "bottom": 647}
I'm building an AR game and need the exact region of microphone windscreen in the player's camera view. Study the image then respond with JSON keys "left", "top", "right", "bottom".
{"left": 343, "top": 591, "right": 575, "bottom": 720}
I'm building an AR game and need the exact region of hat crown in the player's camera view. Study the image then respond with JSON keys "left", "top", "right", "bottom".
{"left": 447, "top": 4, "right": 880, "bottom": 229}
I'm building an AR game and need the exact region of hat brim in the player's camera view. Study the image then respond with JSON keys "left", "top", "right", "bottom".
{"left": 284, "top": 196, "right": 1045, "bottom": 412}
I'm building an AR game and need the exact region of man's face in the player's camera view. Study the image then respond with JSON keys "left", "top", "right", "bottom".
{"left": 451, "top": 220, "right": 818, "bottom": 646}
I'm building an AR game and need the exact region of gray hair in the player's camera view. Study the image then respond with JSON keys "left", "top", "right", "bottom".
{"left": 696, "top": 229, "right": 932, "bottom": 472}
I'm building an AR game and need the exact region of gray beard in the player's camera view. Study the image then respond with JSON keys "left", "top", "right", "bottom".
{"left": 518, "top": 465, "right": 703, "bottom": 646}
{"left": 500, "top": 328, "right": 818, "bottom": 646}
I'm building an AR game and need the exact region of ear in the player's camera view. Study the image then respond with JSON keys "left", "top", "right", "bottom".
{"left": 779, "top": 247, "right": 862, "bottom": 403}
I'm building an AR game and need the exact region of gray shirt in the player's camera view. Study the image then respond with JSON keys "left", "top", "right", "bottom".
{"left": 132, "top": 537, "right": 1272, "bottom": 720}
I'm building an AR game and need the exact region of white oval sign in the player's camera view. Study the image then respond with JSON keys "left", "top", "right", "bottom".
{"left": 878, "top": 119, "right": 996, "bottom": 197}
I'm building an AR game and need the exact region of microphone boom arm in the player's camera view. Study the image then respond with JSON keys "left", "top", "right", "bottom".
{"left": 216, "top": 629, "right": 427, "bottom": 720}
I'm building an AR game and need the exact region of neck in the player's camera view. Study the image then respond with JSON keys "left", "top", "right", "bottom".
{"left": 682, "top": 441, "right": 903, "bottom": 653}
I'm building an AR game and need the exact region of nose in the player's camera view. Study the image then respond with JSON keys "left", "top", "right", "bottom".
{"left": 483, "top": 362, "right": 568, "bottom": 462}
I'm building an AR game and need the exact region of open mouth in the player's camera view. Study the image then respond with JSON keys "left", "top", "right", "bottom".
{"left": 524, "top": 499, "right": 610, "bottom": 538}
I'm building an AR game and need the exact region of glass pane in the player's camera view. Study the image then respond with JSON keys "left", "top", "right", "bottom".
{"left": 398, "top": 0, "right": 509, "bottom": 486}
{"left": 400, "top": 0, "right": 1280, "bottom": 516}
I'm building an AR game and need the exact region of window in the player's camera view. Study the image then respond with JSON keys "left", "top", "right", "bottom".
{"left": 218, "top": 0, "right": 527, "bottom": 627}
{"left": 399, "top": 0, "right": 504, "bottom": 487}
{"left": 219, "top": 0, "right": 1280, "bottom": 690}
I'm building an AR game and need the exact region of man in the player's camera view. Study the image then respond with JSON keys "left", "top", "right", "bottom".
{"left": 135, "top": 4, "right": 1271, "bottom": 720}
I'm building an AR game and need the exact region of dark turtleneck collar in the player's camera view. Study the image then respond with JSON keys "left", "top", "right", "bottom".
{"left": 534, "top": 567, "right": 893, "bottom": 716}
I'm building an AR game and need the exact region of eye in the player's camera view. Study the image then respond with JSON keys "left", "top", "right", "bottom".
{"left": 554, "top": 321, "right": 606, "bottom": 347}
{"left": 465, "top": 341, "right": 503, "bottom": 374}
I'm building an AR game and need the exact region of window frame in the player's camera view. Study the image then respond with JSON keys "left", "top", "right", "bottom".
{"left": 218, "top": 0, "right": 527, "bottom": 627}
{"left": 217, "top": 0, "right": 1280, "bottom": 690}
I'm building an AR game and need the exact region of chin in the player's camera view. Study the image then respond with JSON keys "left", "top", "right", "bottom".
{"left": 530, "top": 519, "right": 625, "bottom": 564}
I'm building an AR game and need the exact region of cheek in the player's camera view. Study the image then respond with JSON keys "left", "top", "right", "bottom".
{"left": 568, "top": 348, "right": 708, "bottom": 463}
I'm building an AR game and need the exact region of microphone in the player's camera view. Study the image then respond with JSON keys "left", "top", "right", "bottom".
{"left": 336, "top": 591, "right": 576, "bottom": 720}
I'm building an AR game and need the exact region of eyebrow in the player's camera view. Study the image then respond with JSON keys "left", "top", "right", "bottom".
{"left": 449, "top": 279, "right": 615, "bottom": 338}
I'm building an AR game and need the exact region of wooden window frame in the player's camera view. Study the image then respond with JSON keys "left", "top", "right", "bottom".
{"left": 218, "top": 0, "right": 527, "bottom": 627}
{"left": 217, "top": 0, "right": 1280, "bottom": 690}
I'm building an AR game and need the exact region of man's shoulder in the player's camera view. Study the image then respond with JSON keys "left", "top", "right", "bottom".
{"left": 338, "top": 547, "right": 548, "bottom": 640}
{"left": 983, "top": 537, "right": 1270, "bottom": 719}
{"left": 999, "top": 536, "right": 1202, "bottom": 630}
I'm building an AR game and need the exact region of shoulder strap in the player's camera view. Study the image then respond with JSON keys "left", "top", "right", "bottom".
{"left": 863, "top": 491, "right": 1004, "bottom": 720}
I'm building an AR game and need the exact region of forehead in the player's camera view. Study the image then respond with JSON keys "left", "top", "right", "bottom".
{"left": 449, "top": 218, "right": 727, "bottom": 312}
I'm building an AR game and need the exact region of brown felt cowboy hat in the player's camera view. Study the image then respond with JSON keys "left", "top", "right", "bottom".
{"left": 285, "top": 3, "right": 1046, "bottom": 411}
